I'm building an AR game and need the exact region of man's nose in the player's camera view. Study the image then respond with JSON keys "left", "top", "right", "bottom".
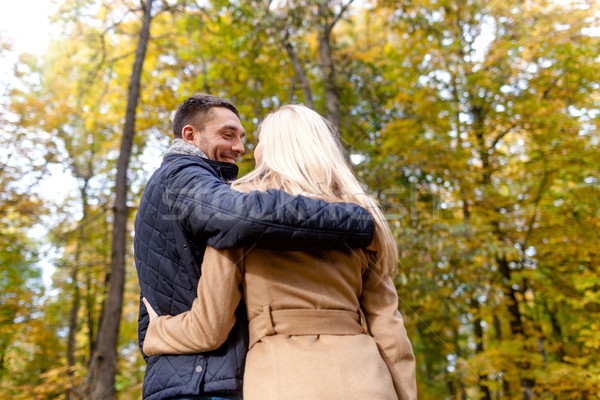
{"left": 232, "top": 137, "right": 245, "bottom": 155}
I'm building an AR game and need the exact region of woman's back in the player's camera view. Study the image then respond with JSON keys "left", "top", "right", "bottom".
{"left": 243, "top": 249, "right": 364, "bottom": 317}
{"left": 239, "top": 248, "right": 404, "bottom": 400}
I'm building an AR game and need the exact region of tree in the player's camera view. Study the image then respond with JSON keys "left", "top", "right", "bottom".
{"left": 374, "top": 0, "right": 600, "bottom": 397}
{"left": 91, "top": 0, "right": 155, "bottom": 398}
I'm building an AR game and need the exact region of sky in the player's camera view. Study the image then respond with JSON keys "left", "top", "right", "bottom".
{"left": 0, "top": 0, "right": 58, "bottom": 55}
{"left": 0, "top": 1, "right": 165, "bottom": 290}
{"left": 1, "top": 1, "right": 68, "bottom": 289}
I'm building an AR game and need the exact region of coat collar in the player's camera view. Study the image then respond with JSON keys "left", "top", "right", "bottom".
{"left": 163, "top": 139, "right": 239, "bottom": 182}
{"left": 164, "top": 138, "right": 207, "bottom": 159}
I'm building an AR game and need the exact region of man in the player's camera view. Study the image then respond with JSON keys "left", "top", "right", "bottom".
{"left": 134, "top": 94, "right": 374, "bottom": 400}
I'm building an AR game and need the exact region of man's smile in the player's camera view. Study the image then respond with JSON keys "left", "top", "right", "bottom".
{"left": 221, "top": 156, "right": 237, "bottom": 163}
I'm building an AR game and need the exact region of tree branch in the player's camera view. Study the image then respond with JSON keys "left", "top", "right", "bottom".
{"left": 488, "top": 123, "right": 517, "bottom": 151}
{"left": 329, "top": 0, "right": 355, "bottom": 31}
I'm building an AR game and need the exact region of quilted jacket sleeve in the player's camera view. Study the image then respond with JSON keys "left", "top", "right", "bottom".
{"left": 360, "top": 267, "right": 417, "bottom": 400}
{"left": 143, "top": 247, "right": 244, "bottom": 356}
{"left": 165, "top": 159, "right": 374, "bottom": 251}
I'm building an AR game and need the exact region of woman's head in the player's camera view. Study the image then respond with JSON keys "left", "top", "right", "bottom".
{"left": 234, "top": 104, "right": 399, "bottom": 277}
{"left": 250, "top": 104, "right": 346, "bottom": 197}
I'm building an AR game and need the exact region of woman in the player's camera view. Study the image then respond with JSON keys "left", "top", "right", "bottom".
{"left": 143, "top": 105, "right": 417, "bottom": 400}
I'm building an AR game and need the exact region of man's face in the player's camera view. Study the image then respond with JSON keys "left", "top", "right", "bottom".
{"left": 183, "top": 107, "right": 245, "bottom": 163}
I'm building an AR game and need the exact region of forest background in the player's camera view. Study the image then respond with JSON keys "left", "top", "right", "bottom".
{"left": 0, "top": 0, "right": 599, "bottom": 399}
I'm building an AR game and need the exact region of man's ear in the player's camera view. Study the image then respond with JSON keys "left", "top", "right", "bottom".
{"left": 181, "top": 125, "right": 196, "bottom": 144}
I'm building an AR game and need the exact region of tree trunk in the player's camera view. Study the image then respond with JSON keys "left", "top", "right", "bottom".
{"left": 459, "top": 380, "right": 467, "bottom": 400}
{"left": 284, "top": 40, "right": 315, "bottom": 109}
{"left": 317, "top": 3, "right": 341, "bottom": 131}
{"left": 0, "top": 347, "right": 4, "bottom": 379}
{"left": 66, "top": 182, "right": 90, "bottom": 400}
{"left": 472, "top": 94, "right": 535, "bottom": 399}
{"left": 446, "top": 373, "right": 456, "bottom": 398}
{"left": 91, "top": 0, "right": 153, "bottom": 398}
{"left": 497, "top": 256, "right": 535, "bottom": 400}
{"left": 473, "top": 298, "right": 492, "bottom": 400}
{"left": 544, "top": 297, "right": 565, "bottom": 361}
{"left": 534, "top": 323, "right": 548, "bottom": 369}
{"left": 497, "top": 256, "right": 524, "bottom": 336}
{"left": 471, "top": 104, "right": 491, "bottom": 185}
{"left": 65, "top": 251, "right": 81, "bottom": 400}
{"left": 87, "top": 257, "right": 96, "bottom": 359}
{"left": 492, "top": 313, "right": 512, "bottom": 398}
{"left": 88, "top": 209, "right": 110, "bottom": 360}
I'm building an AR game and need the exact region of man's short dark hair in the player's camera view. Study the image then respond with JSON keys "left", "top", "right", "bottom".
{"left": 172, "top": 94, "right": 240, "bottom": 138}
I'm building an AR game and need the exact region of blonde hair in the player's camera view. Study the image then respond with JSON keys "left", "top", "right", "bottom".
{"left": 233, "top": 104, "right": 398, "bottom": 277}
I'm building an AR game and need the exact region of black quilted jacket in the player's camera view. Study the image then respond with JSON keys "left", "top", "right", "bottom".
{"left": 134, "top": 154, "right": 374, "bottom": 399}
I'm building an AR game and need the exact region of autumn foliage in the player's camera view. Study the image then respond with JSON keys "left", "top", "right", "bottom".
{"left": 0, "top": 0, "right": 599, "bottom": 399}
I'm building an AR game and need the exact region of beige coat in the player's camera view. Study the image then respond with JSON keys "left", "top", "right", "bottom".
{"left": 144, "top": 247, "right": 417, "bottom": 400}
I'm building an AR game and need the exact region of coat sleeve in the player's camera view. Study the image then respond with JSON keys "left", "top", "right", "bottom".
{"left": 143, "top": 247, "right": 244, "bottom": 356}
{"left": 360, "top": 266, "right": 417, "bottom": 400}
{"left": 165, "top": 160, "right": 374, "bottom": 251}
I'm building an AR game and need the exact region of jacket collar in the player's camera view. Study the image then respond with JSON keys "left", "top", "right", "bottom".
{"left": 164, "top": 138, "right": 207, "bottom": 159}
{"left": 163, "top": 139, "right": 239, "bottom": 182}
{"left": 203, "top": 158, "right": 239, "bottom": 182}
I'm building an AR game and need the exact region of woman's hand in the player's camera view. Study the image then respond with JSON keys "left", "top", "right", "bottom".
{"left": 142, "top": 297, "right": 159, "bottom": 321}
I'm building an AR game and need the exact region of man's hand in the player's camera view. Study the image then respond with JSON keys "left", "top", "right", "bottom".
{"left": 142, "top": 297, "right": 159, "bottom": 321}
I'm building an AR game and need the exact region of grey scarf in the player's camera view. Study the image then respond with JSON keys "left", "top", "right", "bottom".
{"left": 163, "top": 138, "right": 207, "bottom": 159}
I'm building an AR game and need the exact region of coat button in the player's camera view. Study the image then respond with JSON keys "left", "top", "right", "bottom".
{"left": 195, "top": 365, "right": 202, "bottom": 373}
{"left": 183, "top": 245, "right": 188, "bottom": 249}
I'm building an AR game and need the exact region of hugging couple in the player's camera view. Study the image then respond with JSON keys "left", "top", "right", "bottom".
{"left": 134, "top": 94, "right": 417, "bottom": 400}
